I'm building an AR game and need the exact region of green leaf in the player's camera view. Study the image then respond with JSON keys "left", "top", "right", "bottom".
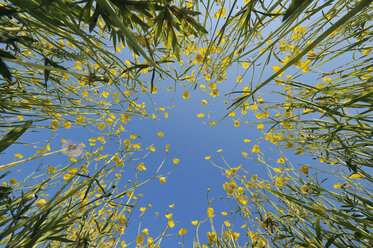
{"left": 324, "top": 234, "right": 340, "bottom": 248}
{"left": 184, "top": 15, "right": 208, "bottom": 34}
{"left": 88, "top": 6, "right": 101, "bottom": 32}
{"left": 0, "top": 121, "right": 33, "bottom": 153}
{"left": 45, "top": 236, "right": 74, "bottom": 243}
{"left": 0, "top": 5, "right": 18, "bottom": 17}
{"left": 0, "top": 50, "right": 17, "bottom": 59}
{"left": 315, "top": 217, "right": 321, "bottom": 242}
{"left": 0, "top": 58, "right": 11, "bottom": 81}
{"left": 44, "top": 58, "right": 50, "bottom": 86}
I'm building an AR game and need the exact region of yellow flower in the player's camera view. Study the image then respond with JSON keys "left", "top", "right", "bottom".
{"left": 210, "top": 89, "right": 219, "bottom": 97}
{"left": 316, "top": 83, "right": 324, "bottom": 89}
{"left": 292, "top": 26, "right": 307, "bottom": 41}
{"left": 285, "top": 142, "right": 294, "bottom": 149}
{"left": 239, "top": 195, "right": 249, "bottom": 205}
{"left": 36, "top": 199, "right": 47, "bottom": 207}
{"left": 195, "top": 54, "right": 203, "bottom": 63}
{"left": 157, "top": 131, "right": 164, "bottom": 137}
{"left": 224, "top": 221, "right": 231, "bottom": 227}
{"left": 205, "top": 155, "right": 211, "bottom": 160}
{"left": 277, "top": 157, "right": 285, "bottom": 164}
{"left": 264, "top": 132, "right": 272, "bottom": 140}
{"left": 63, "top": 173, "right": 71, "bottom": 180}
{"left": 204, "top": 73, "right": 211, "bottom": 81}
{"left": 249, "top": 175, "right": 258, "bottom": 182}
{"left": 349, "top": 173, "right": 364, "bottom": 179}
{"left": 243, "top": 139, "right": 251, "bottom": 143}
{"left": 301, "top": 185, "right": 309, "bottom": 193}
{"left": 76, "top": 116, "right": 84, "bottom": 123}
{"left": 10, "top": 178, "right": 17, "bottom": 185}
{"left": 201, "top": 99, "right": 208, "bottom": 105}
{"left": 98, "top": 122, "right": 105, "bottom": 130}
{"left": 178, "top": 228, "right": 187, "bottom": 236}
{"left": 242, "top": 62, "right": 249, "bottom": 69}
{"left": 257, "top": 124, "right": 264, "bottom": 130}
{"left": 105, "top": 118, "right": 113, "bottom": 125}
{"left": 142, "top": 229, "right": 149, "bottom": 235}
{"left": 14, "top": 153, "right": 23, "bottom": 159}
{"left": 68, "top": 168, "right": 78, "bottom": 174}
{"left": 299, "top": 166, "right": 309, "bottom": 176}
{"left": 333, "top": 183, "right": 342, "bottom": 189}
{"left": 197, "top": 113, "right": 205, "bottom": 118}
{"left": 191, "top": 220, "right": 198, "bottom": 225}
{"left": 272, "top": 65, "right": 280, "bottom": 72}
{"left": 159, "top": 177, "right": 166, "bottom": 184}
{"left": 136, "top": 235, "right": 144, "bottom": 245}
{"left": 258, "top": 237, "right": 266, "bottom": 247}
{"left": 168, "top": 219, "right": 175, "bottom": 228}
{"left": 250, "top": 104, "right": 258, "bottom": 110}
{"left": 118, "top": 215, "right": 126, "bottom": 225}
{"left": 207, "top": 207, "right": 214, "bottom": 218}
{"left": 173, "top": 158, "right": 180, "bottom": 165}
{"left": 186, "top": 1, "right": 193, "bottom": 8}
{"left": 63, "top": 121, "right": 71, "bottom": 129}
{"left": 234, "top": 120, "right": 240, "bottom": 127}
{"left": 182, "top": 91, "right": 190, "bottom": 99}
{"left": 48, "top": 167, "right": 57, "bottom": 173}
{"left": 322, "top": 77, "right": 331, "bottom": 83}
{"left": 214, "top": 8, "right": 226, "bottom": 18}
{"left": 137, "top": 162, "right": 147, "bottom": 171}
{"left": 207, "top": 232, "right": 217, "bottom": 243}
{"left": 251, "top": 145, "right": 260, "bottom": 153}
{"left": 51, "top": 119, "right": 60, "bottom": 128}
{"left": 37, "top": 148, "right": 47, "bottom": 154}
{"left": 362, "top": 48, "right": 372, "bottom": 55}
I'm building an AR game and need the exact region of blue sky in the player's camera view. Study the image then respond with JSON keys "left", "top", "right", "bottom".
{"left": 3, "top": 2, "right": 369, "bottom": 247}
{"left": 0, "top": 48, "right": 330, "bottom": 247}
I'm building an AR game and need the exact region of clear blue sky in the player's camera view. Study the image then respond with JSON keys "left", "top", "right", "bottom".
{"left": 1, "top": 50, "right": 334, "bottom": 248}
{"left": 1, "top": 4, "right": 355, "bottom": 247}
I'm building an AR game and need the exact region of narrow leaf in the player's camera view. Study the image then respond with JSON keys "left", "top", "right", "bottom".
{"left": 0, "top": 58, "right": 11, "bottom": 81}
{"left": 0, "top": 121, "right": 33, "bottom": 153}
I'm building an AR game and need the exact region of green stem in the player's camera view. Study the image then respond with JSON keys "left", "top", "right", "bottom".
{"left": 0, "top": 148, "right": 67, "bottom": 171}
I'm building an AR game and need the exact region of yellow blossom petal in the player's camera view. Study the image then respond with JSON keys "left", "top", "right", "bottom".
{"left": 14, "top": 153, "right": 23, "bottom": 159}
{"left": 178, "top": 228, "right": 187, "bottom": 236}
{"left": 36, "top": 199, "right": 47, "bottom": 207}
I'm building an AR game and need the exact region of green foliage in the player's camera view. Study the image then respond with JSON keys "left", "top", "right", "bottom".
{"left": 0, "top": 120, "right": 32, "bottom": 153}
